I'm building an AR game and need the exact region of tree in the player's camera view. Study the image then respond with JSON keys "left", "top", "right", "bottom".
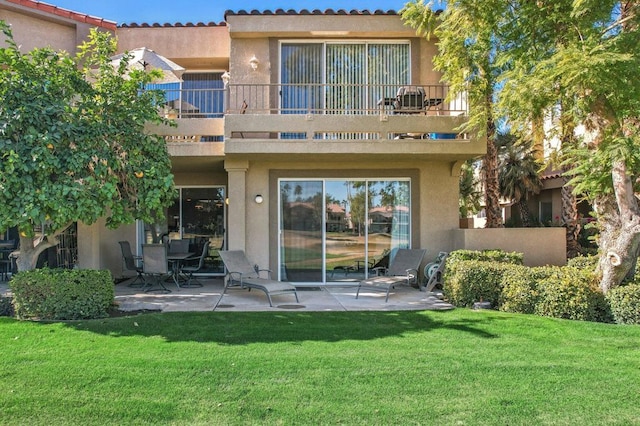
{"left": 497, "top": 133, "right": 542, "bottom": 227}
{"left": 401, "top": 0, "right": 505, "bottom": 228}
{"left": 0, "top": 22, "right": 176, "bottom": 271}
{"left": 458, "top": 160, "right": 482, "bottom": 219}
{"left": 494, "top": 1, "right": 640, "bottom": 291}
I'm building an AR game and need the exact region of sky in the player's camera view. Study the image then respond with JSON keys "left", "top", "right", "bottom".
{"left": 45, "top": 1, "right": 444, "bottom": 25}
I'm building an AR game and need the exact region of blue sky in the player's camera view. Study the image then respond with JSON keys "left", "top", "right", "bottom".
{"left": 47, "top": 1, "right": 444, "bottom": 25}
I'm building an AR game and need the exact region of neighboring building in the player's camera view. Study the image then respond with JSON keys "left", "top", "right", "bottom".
{"left": 1, "top": 1, "right": 565, "bottom": 279}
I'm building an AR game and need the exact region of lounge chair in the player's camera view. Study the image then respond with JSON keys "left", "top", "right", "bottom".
{"left": 356, "top": 248, "right": 426, "bottom": 302}
{"left": 218, "top": 250, "right": 299, "bottom": 307}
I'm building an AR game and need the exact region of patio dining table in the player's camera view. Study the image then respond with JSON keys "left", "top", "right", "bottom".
{"left": 167, "top": 252, "right": 195, "bottom": 288}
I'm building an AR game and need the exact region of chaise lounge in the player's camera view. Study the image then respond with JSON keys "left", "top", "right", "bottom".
{"left": 219, "top": 250, "right": 299, "bottom": 307}
{"left": 356, "top": 248, "right": 426, "bottom": 302}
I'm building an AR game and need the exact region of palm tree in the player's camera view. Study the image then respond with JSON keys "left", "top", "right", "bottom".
{"left": 459, "top": 160, "right": 482, "bottom": 219}
{"left": 498, "top": 135, "right": 543, "bottom": 227}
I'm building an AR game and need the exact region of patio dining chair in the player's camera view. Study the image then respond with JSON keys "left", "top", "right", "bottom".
{"left": 168, "top": 239, "right": 190, "bottom": 254}
{"left": 141, "top": 244, "right": 171, "bottom": 293}
{"left": 118, "top": 241, "right": 145, "bottom": 287}
{"left": 180, "top": 241, "right": 210, "bottom": 288}
{"left": 356, "top": 248, "right": 426, "bottom": 302}
{"left": 0, "top": 239, "right": 16, "bottom": 282}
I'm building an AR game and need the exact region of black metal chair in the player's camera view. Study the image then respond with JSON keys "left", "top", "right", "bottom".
{"left": 118, "top": 241, "right": 145, "bottom": 287}
{"left": 180, "top": 241, "right": 210, "bottom": 288}
{"left": 141, "top": 244, "right": 171, "bottom": 293}
{"left": 0, "top": 239, "right": 16, "bottom": 282}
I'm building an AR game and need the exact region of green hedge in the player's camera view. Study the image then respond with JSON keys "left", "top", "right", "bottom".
{"left": 444, "top": 260, "right": 512, "bottom": 308}
{"left": 11, "top": 268, "right": 114, "bottom": 320}
{"left": 606, "top": 284, "right": 640, "bottom": 325}
{"left": 535, "top": 267, "right": 611, "bottom": 323}
{"left": 444, "top": 250, "right": 617, "bottom": 323}
{"left": 446, "top": 249, "right": 524, "bottom": 265}
{"left": 499, "top": 266, "right": 555, "bottom": 314}
{"left": 443, "top": 250, "right": 523, "bottom": 308}
{"left": 566, "top": 255, "right": 599, "bottom": 270}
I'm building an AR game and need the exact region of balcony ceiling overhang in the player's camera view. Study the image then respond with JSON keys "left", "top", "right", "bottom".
{"left": 222, "top": 141, "right": 486, "bottom": 163}
{"left": 170, "top": 156, "right": 226, "bottom": 173}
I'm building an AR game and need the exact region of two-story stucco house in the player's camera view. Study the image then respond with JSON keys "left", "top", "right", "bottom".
{"left": 1, "top": 1, "right": 566, "bottom": 283}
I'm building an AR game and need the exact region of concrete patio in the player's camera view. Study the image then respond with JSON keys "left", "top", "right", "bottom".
{"left": 1, "top": 277, "right": 454, "bottom": 313}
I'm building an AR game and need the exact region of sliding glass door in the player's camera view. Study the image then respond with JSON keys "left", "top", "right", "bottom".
{"left": 141, "top": 186, "right": 226, "bottom": 275}
{"left": 279, "top": 179, "right": 410, "bottom": 283}
{"left": 280, "top": 41, "right": 410, "bottom": 116}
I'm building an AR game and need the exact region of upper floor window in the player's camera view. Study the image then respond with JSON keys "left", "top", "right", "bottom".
{"left": 148, "top": 72, "right": 225, "bottom": 119}
{"left": 280, "top": 42, "right": 410, "bottom": 114}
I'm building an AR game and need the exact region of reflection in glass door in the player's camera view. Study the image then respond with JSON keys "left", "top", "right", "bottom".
{"left": 325, "top": 180, "right": 367, "bottom": 282}
{"left": 279, "top": 179, "right": 410, "bottom": 283}
{"left": 142, "top": 186, "right": 226, "bottom": 275}
{"left": 279, "top": 181, "right": 323, "bottom": 282}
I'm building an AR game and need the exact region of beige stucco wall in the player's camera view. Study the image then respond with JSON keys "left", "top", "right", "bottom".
{"left": 223, "top": 159, "right": 462, "bottom": 277}
{"left": 116, "top": 26, "right": 230, "bottom": 70}
{"left": 452, "top": 228, "right": 567, "bottom": 266}
{"left": 226, "top": 14, "right": 416, "bottom": 38}
{"left": 77, "top": 219, "right": 137, "bottom": 278}
{"left": 75, "top": 169, "right": 229, "bottom": 277}
{"left": 0, "top": 7, "right": 108, "bottom": 53}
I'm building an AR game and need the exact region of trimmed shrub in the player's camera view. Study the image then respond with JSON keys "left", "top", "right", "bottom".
{"left": 567, "top": 255, "right": 599, "bottom": 270}
{"left": 499, "top": 265, "right": 556, "bottom": 314}
{"left": 444, "top": 260, "right": 513, "bottom": 308}
{"left": 0, "top": 295, "right": 14, "bottom": 317}
{"left": 535, "top": 266, "right": 611, "bottom": 323}
{"left": 606, "top": 283, "right": 640, "bottom": 325}
{"left": 11, "top": 268, "right": 114, "bottom": 320}
{"left": 447, "top": 249, "right": 523, "bottom": 265}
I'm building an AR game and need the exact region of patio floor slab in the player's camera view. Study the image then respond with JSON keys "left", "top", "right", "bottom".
{"left": 1, "top": 277, "right": 454, "bottom": 313}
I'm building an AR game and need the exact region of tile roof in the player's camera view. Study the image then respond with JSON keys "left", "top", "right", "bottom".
{"left": 118, "top": 9, "right": 398, "bottom": 28}
{"left": 119, "top": 21, "right": 227, "bottom": 28}
{"left": 224, "top": 9, "right": 399, "bottom": 18}
{"left": 541, "top": 168, "right": 563, "bottom": 180}
{"left": 5, "top": 0, "right": 117, "bottom": 31}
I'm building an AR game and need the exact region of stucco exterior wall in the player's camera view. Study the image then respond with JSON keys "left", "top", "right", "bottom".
{"left": 0, "top": 7, "right": 98, "bottom": 53}
{"left": 452, "top": 228, "right": 567, "bottom": 266}
{"left": 225, "top": 159, "right": 462, "bottom": 276}
{"left": 116, "top": 26, "right": 230, "bottom": 70}
{"left": 77, "top": 219, "right": 137, "bottom": 278}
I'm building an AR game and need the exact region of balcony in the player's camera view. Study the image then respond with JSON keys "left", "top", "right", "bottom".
{"left": 223, "top": 83, "right": 480, "bottom": 161}
{"left": 224, "top": 83, "right": 468, "bottom": 140}
{"left": 147, "top": 83, "right": 483, "bottom": 161}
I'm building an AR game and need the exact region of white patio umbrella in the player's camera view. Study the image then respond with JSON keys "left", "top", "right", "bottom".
{"left": 110, "top": 47, "right": 185, "bottom": 84}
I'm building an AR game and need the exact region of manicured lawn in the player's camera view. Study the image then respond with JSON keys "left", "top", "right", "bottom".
{"left": 1, "top": 309, "right": 639, "bottom": 425}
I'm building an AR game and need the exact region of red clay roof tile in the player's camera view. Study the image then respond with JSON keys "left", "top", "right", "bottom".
{"left": 6, "top": 0, "right": 117, "bottom": 31}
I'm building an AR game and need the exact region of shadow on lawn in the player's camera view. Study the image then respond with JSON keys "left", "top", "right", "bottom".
{"left": 59, "top": 310, "right": 499, "bottom": 344}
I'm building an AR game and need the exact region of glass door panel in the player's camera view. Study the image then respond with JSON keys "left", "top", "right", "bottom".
{"left": 142, "top": 187, "right": 226, "bottom": 275}
{"left": 279, "top": 181, "right": 323, "bottom": 282}
{"left": 367, "top": 180, "right": 411, "bottom": 271}
{"left": 279, "top": 179, "right": 410, "bottom": 283}
{"left": 181, "top": 187, "right": 226, "bottom": 274}
{"left": 325, "top": 180, "right": 368, "bottom": 282}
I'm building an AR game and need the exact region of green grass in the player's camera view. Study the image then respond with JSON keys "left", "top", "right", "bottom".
{"left": 1, "top": 309, "right": 639, "bottom": 425}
